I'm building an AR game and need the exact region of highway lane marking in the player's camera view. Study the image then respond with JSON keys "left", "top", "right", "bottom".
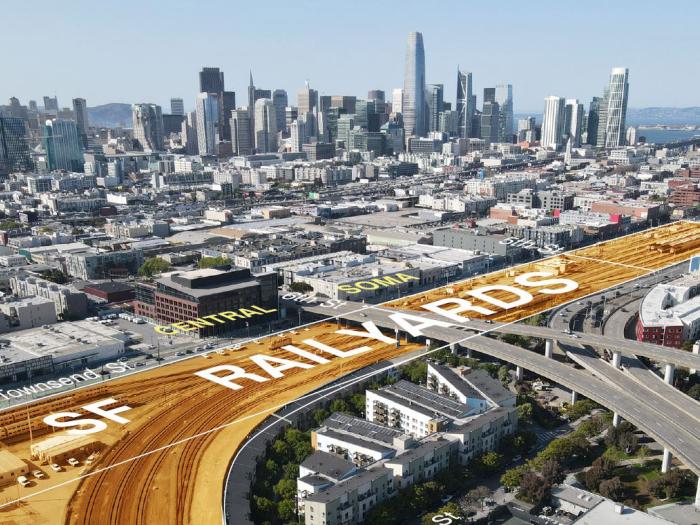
{"left": 271, "top": 414, "right": 292, "bottom": 424}
{"left": 566, "top": 253, "right": 653, "bottom": 272}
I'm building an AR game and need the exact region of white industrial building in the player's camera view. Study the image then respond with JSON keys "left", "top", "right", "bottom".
{"left": 0, "top": 320, "right": 128, "bottom": 383}
{"left": 0, "top": 296, "right": 57, "bottom": 333}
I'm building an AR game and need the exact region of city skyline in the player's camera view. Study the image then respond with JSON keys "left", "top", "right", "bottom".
{"left": 2, "top": 1, "right": 699, "bottom": 112}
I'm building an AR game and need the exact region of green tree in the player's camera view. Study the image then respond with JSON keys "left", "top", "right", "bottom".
{"left": 501, "top": 465, "right": 528, "bottom": 489}
{"left": 598, "top": 477, "right": 624, "bottom": 500}
{"left": 252, "top": 495, "right": 277, "bottom": 517}
{"left": 0, "top": 220, "right": 20, "bottom": 230}
{"left": 400, "top": 360, "right": 427, "bottom": 384}
{"left": 411, "top": 481, "right": 444, "bottom": 511}
{"left": 348, "top": 394, "right": 366, "bottom": 416}
{"left": 293, "top": 441, "right": 313, "bottom": 463}
{"left": 290, "top": 282, "right": 314, "bottom": 293}
{"left": 517, "top": 402, "right": 533, "bottom": 424}
{"left": 329, "top": 399, "right": 350, "bottom": 413}
{"left": 565, "top": 399, "right": 599, "bottom": 421}
{"left": 198, "top": 255, "right": 229, "bottom": 268}
{"left": 138, "top": 257, "right": 171, "bottom": 277}
{"left": 687, "top": 384, "right": 700, "bottom": 401}
{"left": 478, "top": 451, "right": 503, "bottom": 473}
{"left": 274, "top": 478, "right": 297, "bottom": 500}
{"left": 41, "top": 268, "right": 69, "bottom": 284}
{"left": 277, "top": 498, "right": 296, "bottom": 521}
{"left": 264, "top": 458, "right": 279, "bottom": 476}
{"left": 272, "top": 439, "right": 289, "bottom": 458}
{"left": 498, "top": 365, "right": 510, "bottom": 384}
{"left": 282, "top": 462, "right": 299, "bottom": 480}
{"left": 312, "top": 408, "right": 330, "bottom": 426}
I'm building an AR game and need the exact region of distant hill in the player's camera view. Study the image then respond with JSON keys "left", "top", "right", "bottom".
{"left": 626, "top": 107, "right": 700, "bottom": 126}
{"left": 516, "top": 107, "right": 700, "bottom": 126}
{"left": 87, "top": 103, "right": 132, "bottom": 128}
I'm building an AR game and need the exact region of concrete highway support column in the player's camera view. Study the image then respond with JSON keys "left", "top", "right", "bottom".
{"left": 515, "top": 366, "right": 524, "bottom": 381}
{"left": 611, "top": 351, "right": 621, "bottom": 369}
{"left": 449, "top": 342, "right": 457, "bottom": 355}
{"left": 695, "top": 478, "right": 700, "bottom": 508}
{"left": 545, "top": 339, "right": 553, "bottom": 359}
{"left": 662, "top": 448, "right": 672, "bottom": 474}
{"left": 466, "top": 347, "right": 473, "bottom": 359}
{"left": 570, "top": 391, "right": 578, "bottom": 404}
{"left": 664, "top": 363, "right": 675, "bottom": 385}
{"left": 612, "top": 413, "right": 621, "bottom": 427}
{"left": 691, "top": 343, "right": 699, "bottom": 376}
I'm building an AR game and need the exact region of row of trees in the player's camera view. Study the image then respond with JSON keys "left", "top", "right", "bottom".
{"left": 251, "top": 427, "right": 313, "bottom": 525}
{"left": 501, "top": 414, "right": 609, "bottom": 504}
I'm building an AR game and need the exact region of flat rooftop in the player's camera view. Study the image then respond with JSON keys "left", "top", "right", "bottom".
{"left": 305, "top": 466, "right": 389, "bottom": 504}
{"left": 323, "top": 412, "right": 406, "bottom": 446}
{"left": 375, "top": 380, "right": 472, "bottom": 420}
{"left": 334, "top": 209, "right": 434, "bottom": 229}
{"left": 575, "top": 500, "right": 674, "bottom": 525}
{"left": 299, "top": 451, "right": 355, "bottom": 482}
{"left": 316, "top": 428, "right": 395, "bottom": 456}
{"left": 3, "top": 320, "right": 127, "bottom": 362}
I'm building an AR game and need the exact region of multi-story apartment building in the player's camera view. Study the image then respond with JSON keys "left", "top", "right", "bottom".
{"left": 636, "top": 275, "right": 700, "bottom": 348}
{"left": 10, "top": 274, "right": 87, "bottom": 319}
{"left": 65, "top": 249, "right": 144, "bottom": 280}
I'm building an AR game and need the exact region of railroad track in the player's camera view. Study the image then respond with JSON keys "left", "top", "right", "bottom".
{"left": 64, "top": 331, "right": 408, "bottom": 524}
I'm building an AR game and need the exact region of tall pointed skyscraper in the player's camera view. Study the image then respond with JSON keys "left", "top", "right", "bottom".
{"left": 456, "top": 68, "right": 473, "bottom": 138}
{"left": 601, "top": 67, "right": 629, "bottom": 148}
{"left": 402, "top": 32, "right": 426, "bottom": 138}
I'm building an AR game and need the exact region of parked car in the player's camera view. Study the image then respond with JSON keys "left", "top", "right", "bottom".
{"left": 32, "top": 470, "right": 46, "bottom": 479}
{"left": 17, "top": 475, "right": 30, "bottom": 487}
{"left": 86, "top": 453, "right": 98, "bottom": 465}
{"left": 50, "top": 463, "right": 63, "bottom": 472}
{"left": 67, "top": 458, "right": 80, "bottom": 467}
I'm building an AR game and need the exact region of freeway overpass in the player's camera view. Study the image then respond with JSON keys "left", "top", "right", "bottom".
{"left": 304, "top": 301, "right": 700, "bottom": 370}
{"left": 303, "top": 303, "right": 700, "bottom": 477}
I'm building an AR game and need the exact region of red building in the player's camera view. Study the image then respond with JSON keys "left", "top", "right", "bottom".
{"left": 635, "top": 319, "right": 684, "bottom": 348}
{"left": 83, "top": 282, "right": 135, "bottom": 304}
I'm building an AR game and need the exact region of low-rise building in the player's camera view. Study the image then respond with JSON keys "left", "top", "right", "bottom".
{"left": 0, "top": 320, "right": 128, "bottom": 383}
{"left": 636, "top": 274, "right": 700, "bottom": 347}
{"left": 0, "top": 296, "right": 57, "bottom": 333}
{"left": 10, "top": 274, "right": 88, "bottom": 319}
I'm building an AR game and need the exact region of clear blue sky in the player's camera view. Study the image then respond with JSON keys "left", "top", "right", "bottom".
{"left": 2, "top": 0, "right": 698, "bottom": 113}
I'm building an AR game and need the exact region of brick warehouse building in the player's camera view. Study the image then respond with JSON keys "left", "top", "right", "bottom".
{"left": 134, "top": 267, "right": 278, "bottom": 337}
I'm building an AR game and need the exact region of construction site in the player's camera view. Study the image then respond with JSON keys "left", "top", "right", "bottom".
{"left": 0, "top": 221, "right": 697, "bottom": 524}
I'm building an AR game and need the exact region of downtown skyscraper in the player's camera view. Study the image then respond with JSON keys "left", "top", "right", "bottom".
{"left": 72, "top": 97, "right": 89, "bottom": 148}
{"left": 0, "top": 116, "right": 32, "bottom": 175}
{"left": 402, "top": 32, "right": 426, "bottom": 138}
{"left": 456, "top": 69, "right": 473, "bottom": 139}
{"left": 599, "top": 67, "right": 630, "bottom": 148}
{"left": 541, "top": 96, "right": 565, "bottom": 150}
{"left": 43, "top": 118, "right": 84, "bottom": 172}
{"left": 195, "top": 93, "right": 219, "bottom": 155}
{"left": 254, "top": 98, "right": 277, "bottom": 153}
{"left": 495, "top": 84, "right": 513, "bottom": 142}
{"left": 132, "top": 103, "right": 164, "bottom": 152}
